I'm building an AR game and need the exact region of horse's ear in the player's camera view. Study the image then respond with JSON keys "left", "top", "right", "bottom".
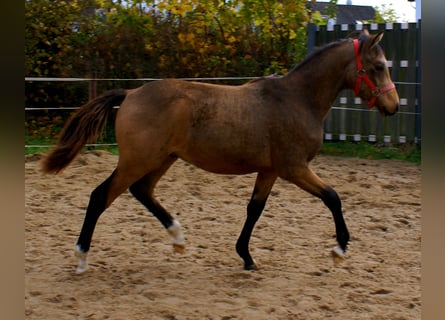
{"left": 370, "top": 31, "right": 384, "bottom": 48}
{"left": 361, "top": 29, "right": 370, "bottom": 37}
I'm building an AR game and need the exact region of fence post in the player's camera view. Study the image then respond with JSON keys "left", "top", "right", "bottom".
{"left": 307, "top": 23, "right": 317, "bottom": 54}
{"left": 415, "top": 20, "right": 422, "bottom": 145}
{"left": 89, "top": 71, "right": 97, "bottom": 101}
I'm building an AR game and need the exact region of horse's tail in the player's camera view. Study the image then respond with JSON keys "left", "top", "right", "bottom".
{"left": 41, "top": 89, "right": 127, "bottom": 174}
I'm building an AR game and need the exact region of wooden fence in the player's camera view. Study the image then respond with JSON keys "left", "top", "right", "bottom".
{"left": 307, "top": 22, "right": 421, "bottom": 144}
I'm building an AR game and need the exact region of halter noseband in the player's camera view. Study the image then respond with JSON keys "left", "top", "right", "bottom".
{"left": 353, "top": 39, "right": 395, "bottom": 108}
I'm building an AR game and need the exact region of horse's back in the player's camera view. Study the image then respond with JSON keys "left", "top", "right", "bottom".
{"left": 115, "top": 79, "right": 276, "bottom": 173}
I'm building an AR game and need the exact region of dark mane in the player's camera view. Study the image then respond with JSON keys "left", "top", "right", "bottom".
{"left": 248, "top": 73, "right": 282, "bottom": 83}
{"left": 288, "top": 38, "right": 350, "bottom": 74}
{"left": 248, "top": 38, "right": 352, "bottom": 83}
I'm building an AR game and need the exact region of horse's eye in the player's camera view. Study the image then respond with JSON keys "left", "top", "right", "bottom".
{"left": 375, "top": 63, "right": 385, "bottom": 71}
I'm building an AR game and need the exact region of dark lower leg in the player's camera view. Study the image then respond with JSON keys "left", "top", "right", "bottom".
{"left": 236, "top": 199, "right": 267, "bottom": 270}
{"left": 129, "top": 157, "right": 177, "bottom": 228}
{"left": 236, "top": 172, "right": 276, "bottom": 270}
{"left": 129, "top": 185, "right": 174, "bottom": 228}
{"left": 76, "top": 173, "right": 114, "bottom": 253}
{"left": 129, "top": 166, "right": 184, "bottom": 251}
{"left": 288, "top": 167, "right": 349, "bottom": 254}
{"left": 321, "top": 187, "right": 350, "bottom": 252}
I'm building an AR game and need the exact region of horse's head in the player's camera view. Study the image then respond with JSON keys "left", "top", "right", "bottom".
{"left": 351, "top": 30, "right": 400, "bottom": 116}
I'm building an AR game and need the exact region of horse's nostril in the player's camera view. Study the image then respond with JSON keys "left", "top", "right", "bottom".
{"left": 391, "top": 105, "right": 399, "bottom": 115}
{"left": 383, "top": 105, "right": 399, "bottom": 116}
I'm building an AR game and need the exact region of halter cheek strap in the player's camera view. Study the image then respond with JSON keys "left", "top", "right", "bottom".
{"left": 353, "top": 39, "right": 396, "bottom": 109}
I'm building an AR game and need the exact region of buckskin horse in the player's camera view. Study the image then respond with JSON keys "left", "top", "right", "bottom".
{"left": 41, "top": 30, "right": 399, "bottom": 273}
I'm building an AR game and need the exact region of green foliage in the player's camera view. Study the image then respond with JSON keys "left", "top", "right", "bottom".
{"left": 324, "top": 0, "right": 338, "bottom": 20}
{"left": 307, "top": 0, "right": 337, "bottom": 26}
{"left": 310, "top": 10, "right": 327, "bottom": 26}
{"left": 371, "top": 4, "right": 408, "bottom": 23}
{"left": 25, "top": 0, "right": 309, "bottom": 111}
{"left": 26, "top": 0, "right": 309, "bottom": 80}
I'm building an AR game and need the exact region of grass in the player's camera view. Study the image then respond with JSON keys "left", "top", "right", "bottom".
{"left": 319, "top": 141, "right": 421, "bottom": 165}
{"left": 25, "top": 136, "right": 421, "bottom": 165}
{"left": 24, "top": 141, "right": 120, "bottom": 156}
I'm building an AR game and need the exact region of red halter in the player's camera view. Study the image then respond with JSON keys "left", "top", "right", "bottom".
{"left": 353, "top": 39, "right": 396, "bottom": 109}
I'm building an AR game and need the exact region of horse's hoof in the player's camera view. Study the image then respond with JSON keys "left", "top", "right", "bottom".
{"left": 331, "top": 245, "right": 346, "bottom": 264}
{"left": 244, "top": 263, "right": 258, "bottom": 271}
{"left": 173, "top": 243, "right": 185, "bottom": 254}
{"left": 76, "top": 264, "right": 88, "bottom": 274}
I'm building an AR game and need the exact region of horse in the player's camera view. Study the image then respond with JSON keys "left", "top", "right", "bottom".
{"left": 41, "top": 29, "right": 399, "bottom": 273}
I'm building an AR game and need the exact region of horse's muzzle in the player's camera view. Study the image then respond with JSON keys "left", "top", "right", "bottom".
{"left": 382, "top": 104, "right": 399, "bottom": 116}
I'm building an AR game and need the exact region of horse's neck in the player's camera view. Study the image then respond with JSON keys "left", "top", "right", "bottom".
{"left": 283, "top": 40, "right": 354, "bottom": 119}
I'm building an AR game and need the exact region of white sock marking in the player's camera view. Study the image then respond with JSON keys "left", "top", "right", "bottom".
{"left": 75, "top": 244, "right": 88, "bottom": 274}
{"left": 167, "top": 220, "right": 185, "bottom": 246}
{"left": 332, "top": 245, "right": 345, "bottom": 257}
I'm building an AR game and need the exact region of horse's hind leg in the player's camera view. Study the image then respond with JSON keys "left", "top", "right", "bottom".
{"left": 236, "top": 172, "right": 277, "bottom": 270}
{"left": 129, "top": 156, "right": 185, "bottom": 253}
{"left": 288, "top": 167, "right": 350, "bottom": 260}
{"left": 75, "top": 168, "right": 143, "bottom": 273}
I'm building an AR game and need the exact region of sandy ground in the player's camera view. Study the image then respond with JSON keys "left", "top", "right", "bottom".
{"left": 25, "top": 151, "right": 420, "bottom": 320}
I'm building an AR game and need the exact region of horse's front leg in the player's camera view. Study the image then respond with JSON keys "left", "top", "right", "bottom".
{"left": 236, "top": 172, "right": 277, "bottom": 270}
{"left": 320, "top": 186, "right": 350, "bottom": 260}
{"left": 288, "top": 167, "right": 350, "bottom": 260}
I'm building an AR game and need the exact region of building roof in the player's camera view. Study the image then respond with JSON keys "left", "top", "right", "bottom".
{"left": 307, "top": 2, "right": 376, "bottom": 24}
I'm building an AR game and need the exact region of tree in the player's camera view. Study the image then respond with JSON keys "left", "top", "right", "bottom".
{"left": 25, "top": 0, "right": 84, "bottom": 77}
{"left": 372, "top": 3, "right": 408, "bottom": 23}
{"left": 25, "top": 0, "right": 310, "bottom": 107}
{"left": 307, "top": 0, "right": 337, "bottom": 26}
{"left": 324, "top": 0, "right": 338, "bottom": 22}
